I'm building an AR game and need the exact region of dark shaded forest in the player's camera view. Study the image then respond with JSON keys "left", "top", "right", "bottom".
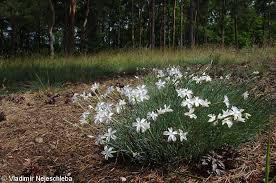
{"left": 0, "top": 0, "right": 275, "bottom": 57}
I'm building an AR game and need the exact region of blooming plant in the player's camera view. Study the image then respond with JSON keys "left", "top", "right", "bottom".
{"left": 72, "top": 66, "right": 272, "bottom": 164}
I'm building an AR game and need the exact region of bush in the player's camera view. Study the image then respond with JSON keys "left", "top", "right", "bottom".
{"left": 73, "top": 66, "right": 272, "bottom": 165}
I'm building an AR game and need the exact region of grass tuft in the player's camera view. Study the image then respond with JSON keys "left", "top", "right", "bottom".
{"left": 110, "top": 75, "right": 272, "bottom": 164}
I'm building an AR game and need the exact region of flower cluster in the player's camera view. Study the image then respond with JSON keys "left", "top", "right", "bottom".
{"left": 120, "top": 85, "right": 150, "bottom": 104}
{"left": 163, "top": 128, "right": 188, "bottom": 142}
{"left": 132, "top": 104, "right": 173, "bottom": 133}
{"left": 191, "top": 72, "right": 212, "bottom": 83}
{"left": 207, "top": 95, "right": 251, "bottom": 127}
{"left": 72, "top": 66, "right": 254, "bottom": 162}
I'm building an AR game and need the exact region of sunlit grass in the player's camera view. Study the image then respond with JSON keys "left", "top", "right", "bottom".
{"left": 0, "top": 46, "right": 275, "bottom": 88}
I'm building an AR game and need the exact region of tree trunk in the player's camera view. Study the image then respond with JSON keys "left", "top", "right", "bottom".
{"left": 11, "top": 17, "right": 17, "bottom": 54}
{"left": 81, "top": 0, "right": 90, "bottom": 52}
{"left": 234, "top": 15, "right": 238, "bottom": 48}
{"left": 173, "top": 0, "right": 176, "bottom": 47}
{"left": 189, "top": 0, "right": 195, "bottom": 48}
{"left": 180, "top": 0, "right": 184, "bottom": 48}
{"left": 163, "top": 0, "right": 167, "bottom": 48}
{"left": 204, "top": 27, "right": 207, "bottom": 44}
{"left": 139, "top": 7, "right": 142, "bottom": 47}
{"left": 262, "top": 13, "right": 265, "bottom": 45}
{"left": 160, "top": 2, "right": 163, "bottom": 48}
{"left": 221, "top": 0, "right": 225, "bottom": 47}
{"left": 48, "top": 0, "right": 55, "bottom": 57}
{"left": 195, "top": 0, "right": 199, "bottom": 45}
{"left": 118, "top": 25, "right": 121, "bottom": 48}
{"left": 234, "top": 0, "right": 238, "bottom": 48}
{"left": 66, "top": 0, "right": 77, "bottom": 55}
{"left": 151, "top": 0, "right": 155, "bottom": 49}
{"left": 167, "top": 4, "right": 171, "bottom": 47}
{"left": 132, "top": 0, "right": 135, "bottom": 48}
{"left": 0, "top": 29, "right": 3, "bottom": 54}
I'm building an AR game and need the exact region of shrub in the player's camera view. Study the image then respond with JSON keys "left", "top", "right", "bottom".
{"left": 73, "top": 66, "right": 272, "bottom": 165}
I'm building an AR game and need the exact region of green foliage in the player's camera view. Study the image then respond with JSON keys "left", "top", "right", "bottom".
{"left": 109, "top": 73, "right": 272, "bottom": 164}
{"left": 0, "top": 0, "right": 275, "bottom": 55}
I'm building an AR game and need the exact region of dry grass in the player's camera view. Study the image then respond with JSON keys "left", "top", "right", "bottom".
{"left": 0, "top": 46, "right": 275, "bottom": 89}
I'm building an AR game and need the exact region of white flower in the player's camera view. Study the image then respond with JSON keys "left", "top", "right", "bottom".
{"left": 242, "top": 91, "right": 249, "bottom": 100}
{"left": 193, "top": 97, "right": 202, "bottom": 107}
{"left": 252, "top": 71, "right": 259, "bottom": 75}
{"left": 80, "top": 111, "right": 90, "bottom": 124}
{"left": 181, "top": 98, "right": 194, "bottom": 109}
{"left": 147, "top": 111, "right": 158, "bottom": 121}
{"left": 222, "top": 117, "right": 233, "bottom": 128}
{"left": 133, "top": 118, "right": 150, "bottom": 133}
{"left": 178, "top": 129, "right": 188, "bottom": 142}
{"left": 208, "top": 114, "right": 216, "bottom": 122}
{"left": 101, "top": 146, "right": 116, "bottom": 160}
{"left": 163, "top": 128, "right": 178, "bottom": 142}
{"left": 104, "top": 86, "right": 114, "bottom": 96}
{"left": 95, "top": 135, "right": 106, "bottom": 145}
{"left": 223, "top": 95, "right": 230, "bottom": 108}
{"left": 95, "top": 102, "right": 113, "bottom": 112}
{"left": 176, "top": 88, "right": 193, "bottom": 99}
{"left": 157, "top": 105, "right": 173, "bottom": 114}
{"left": 155, "top": 80, "right": 166, "bottom": 90}
{"left": 192, "top": 74, "right": 212, "bottom": 83}
{"left": 163, "top": 104, "right": 173, "bottom": 113}
{"left": 104, "top": 128, "right": 117, "bottom": 142}
{"left": 115, "top": 99, "right": 126, "bottom": 113}
{"left": 200, "top": 99, "right": 211, "bottom": 107}
{"left": 218, "top": 109, "right": 232, "bottom": 119}
{"left": 157, "top": 69, "right": 165, "bottom": 78}
{"left": 132, "top": 152, "right": 140, "bottom": 158}
{"left": 72, "top": 93, "right": 79, "bottom": 103}
{"left": 94, "top": 110, "right": 114, "bottom": 124}
{"left": 204, "top": 75, "right": 212, "bottom": 82}
{"left": 245, "top": 113, "right": 251, "bottom": 119}
{"left": 91, "top": 82, "right": 100, "bottom": 92}
{"left": 136, "top": 85, "right": 150, "bottom": 102}
{"left": 230, "top": 106, "right": 244, "bottom": 121}
{"left": 184, "top": 108, "right": 197, "bottom": 119}
{"left": 157, "top": 108, "right": 165, "bottom": 114}
{"left": 225, "top": 74, "right": 231, "bottom": 80}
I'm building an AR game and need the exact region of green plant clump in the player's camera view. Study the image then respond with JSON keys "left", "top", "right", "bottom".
{"left": 73, "top": 66, "right": 272, "bottom": 165}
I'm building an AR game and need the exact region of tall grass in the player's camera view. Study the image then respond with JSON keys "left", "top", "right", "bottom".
{"left": 0, "top": 47, "right": 275, "bottom": 88}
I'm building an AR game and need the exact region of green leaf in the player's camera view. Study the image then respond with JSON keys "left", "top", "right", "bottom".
{"left": 265, "top": 132, "right": 271, "bottom": 183}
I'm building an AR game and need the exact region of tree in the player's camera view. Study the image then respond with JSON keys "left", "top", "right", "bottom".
{"left": 180, "top": 0, "right": 184, "bottom": 47}
{"left": 163, "top": 0, "right": 168, "bottom": 48}
{"left": 234, "top": 0, "right": 238, "bottom": 48}
{"left": 132, "top": 0, "right": 135, "bottom": 48}
{"left": 65, "top": 0, "right": 77, "bottom": 55}
{"left": 189, "top": 0, "right": 195, "bottom": 48}
{"left": 48, "top": 0, "right": 55, "bottom": 57}
{"left": 81, "top": 0, "right": 90, "bottom": 52}
{"left": 173, "top": 0, "right": 177, "bottom": 47}
{"left": 151, "top": 0, "right": 155, "bottom": 48}
{"left": 220, "top": 0, "right": 226, "bottom": 47}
